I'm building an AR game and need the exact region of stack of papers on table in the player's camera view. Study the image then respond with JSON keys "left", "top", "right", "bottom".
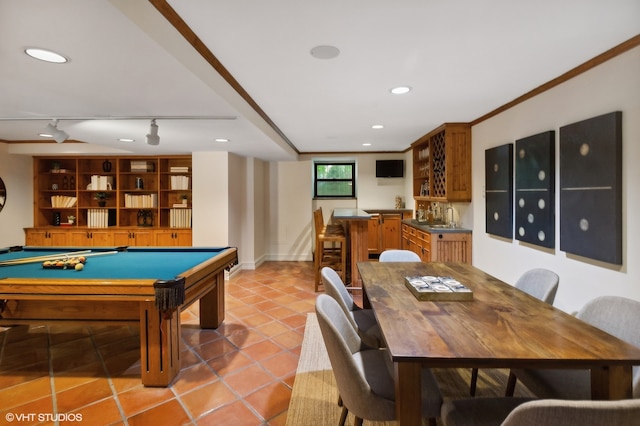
{"left": 404, "top": 276, "right": 473, "bottom": 301}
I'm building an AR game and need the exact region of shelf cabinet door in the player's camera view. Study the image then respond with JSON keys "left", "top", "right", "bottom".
{"left": 367, "top": 215, "right": 381, "bottom": 254}
{"left": 69, "top": 229, "right": 114, "bottom": 247}
{"left": 113, "top": 229, "right": 154, "bottom": 247}
{"left": 380, "top": 214, "right": 402, "bottom": 251}
{"left": 25, "top": 229, "right": 69, "bottom": 246}
{"left": 155, "top": 230, "right": 192, "bottom": 246}
{"left": 430, "top": 232, "right": 471, "bottom": 263}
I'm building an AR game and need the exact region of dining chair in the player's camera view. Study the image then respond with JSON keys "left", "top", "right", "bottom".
{"left": 506, "top": 295, "right": 640, "bottom": 399}
{"left": 378, "top": 249, "right": 421, "bottom": 262}
{"left": 315, "top": 294, "right": 443, "bottom": 426}
{"left": 321, "top": 266, "right": 383, "bottom": 348}
{"left": 441, "top": 397, "right": 640, "bottom": 426}
{"left": 470, "top": 268, "right": 559, "bottom": 396}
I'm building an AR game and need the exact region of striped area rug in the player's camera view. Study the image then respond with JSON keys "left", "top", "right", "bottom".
{"left": 286, "top": 313, "right": 535, "bottom": 426}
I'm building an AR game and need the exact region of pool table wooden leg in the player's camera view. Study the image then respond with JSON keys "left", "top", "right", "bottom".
{"left": 199, "top": 271, "right": 225, "bottom": 328}
{"left": 139, "top": 301, "right": 181, "bottom": 387}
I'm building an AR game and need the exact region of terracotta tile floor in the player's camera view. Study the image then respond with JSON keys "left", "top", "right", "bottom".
{"left": 0, "top": 261, "right": 349, "bottom": 426}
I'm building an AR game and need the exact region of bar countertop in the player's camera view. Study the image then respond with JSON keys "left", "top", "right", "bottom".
{"left": 332, "top": 208, "right": 371, "bottom": 220}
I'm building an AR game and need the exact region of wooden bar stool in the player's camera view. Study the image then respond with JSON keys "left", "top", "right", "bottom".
{"left": 313, "top": 208, "right": 347, "bottom": 292}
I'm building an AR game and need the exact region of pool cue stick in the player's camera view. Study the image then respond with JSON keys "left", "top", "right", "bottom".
{"left": 77, "top": 250, "right": 119, "bottom": 259}
{"left": 0, "top": 250, "right": 93, "bottom": 266}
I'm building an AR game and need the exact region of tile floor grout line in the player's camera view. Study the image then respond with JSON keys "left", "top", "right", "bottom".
{"left": 88, "top": 327, "right": 129, "bottom": 426}
{"left": 46, "top": 324, "right": 60, "bottom": 426}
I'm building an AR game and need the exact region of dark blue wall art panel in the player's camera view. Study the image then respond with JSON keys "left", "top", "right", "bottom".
{"left": 515, "top": 131, "right": 555, "bottom": 248}
{"left": 485, "top": 143, "right": 513, "bottom": 239}
{"left": 559, "top": 111, "right": 622, "bottom": 264}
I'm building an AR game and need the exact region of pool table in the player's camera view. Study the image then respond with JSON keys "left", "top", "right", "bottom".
{"left": 0, "top": 246, "right": 238, "bottom": 386}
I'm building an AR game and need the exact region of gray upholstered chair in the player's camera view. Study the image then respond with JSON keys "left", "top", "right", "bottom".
{"left": 315, "top": 294, "right": 443, "bottom": 426}
{"left": 379, "top": 249, "right": 421, "bottom": 262}
{"left": 321, "top": 266, "right": 383, "bottom": 348}
{"left": 506, "top": 295, "right": 640, "bottom": 399}
{"left": 470, "top": 268, "right": 559, "bottom": 396}
{"left": 441, "top": 398, "right": 640, "bottom": 426}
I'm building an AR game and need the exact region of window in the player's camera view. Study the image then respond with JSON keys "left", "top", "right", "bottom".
{"left": 314, "top": 162, "right": 356, "bottom": 198}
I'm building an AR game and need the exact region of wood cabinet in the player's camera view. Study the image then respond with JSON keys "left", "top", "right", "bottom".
{"left": 401, "top": 222, "right": 472, "bottom": 263}
{"left": 401, "top": 223, "right": 431, "bottom": 261}
{"left": 411, "top": 123, "right": 472, "bottom": 207}
{"left": 24, "top": 228, "right": 69, "bottom": 246}
{"left": 27, "top": 155, "right": 192, "bottom": 246}
{"left": 112, "top": 229, "right": 155, "bottom": 247}
{"left": 155, "top": 229, "right": 193, "bottom": 246}
{"left": 367, "top": 210, "right": 413, "bottom": 255}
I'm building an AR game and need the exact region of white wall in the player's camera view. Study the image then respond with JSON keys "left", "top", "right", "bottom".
{"left": 0, "top": 145, "right": 33, "bottom": 247}
{"left": 192, "top": 152, "right": 230, "bottom": 246}
{"left": 267, "top": 160, "right": 313, "bottom": 261}
{"left": 472, "top": 46, "right": 640, "bottom": 313}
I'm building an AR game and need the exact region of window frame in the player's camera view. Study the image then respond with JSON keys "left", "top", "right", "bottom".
{"left": 313, "top": 161, "right": 356, "bottom": 198}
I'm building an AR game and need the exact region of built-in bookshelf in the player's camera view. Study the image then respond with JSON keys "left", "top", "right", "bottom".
{"left": 27, "top": 155, "right": 192, "bottom": 246}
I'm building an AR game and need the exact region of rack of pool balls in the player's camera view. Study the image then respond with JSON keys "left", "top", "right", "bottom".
{"left": 42, "top": 256, "right": 86, "bottom": 271}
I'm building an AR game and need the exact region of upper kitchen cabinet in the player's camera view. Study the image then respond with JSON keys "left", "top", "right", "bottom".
{"left": 411, "top": 123, "right": 472, "bottom": 203}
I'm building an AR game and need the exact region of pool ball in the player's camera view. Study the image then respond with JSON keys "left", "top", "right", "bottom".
{"left": 75, "top": 263, "right": 84, "bottom": 271}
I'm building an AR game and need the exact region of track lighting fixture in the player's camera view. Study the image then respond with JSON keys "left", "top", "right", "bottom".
{"left": 146, "top": 119, "right": 160, "bottom": 146}
{"left": 42, "top": 119, "right": 69, "bottom": 143}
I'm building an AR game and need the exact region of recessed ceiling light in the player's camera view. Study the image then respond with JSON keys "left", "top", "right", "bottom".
{"left": 24, "top": 47, "right": 69, "bottom": 64}
{"left": 215, "top": 138, "right": 229, "bottom": 143}
{"left": 371, "top": 124, "right": 384, "bottom": 129}
{"left": 390, "top": 86, "right": 411, "bottom": 95}
{"left": 119, "top": 138, "right": 135, "bottom": 142}
{"left": 362, "top": 143, "right": 372, "bottom": 146}
{"left": 310, "top": 45, "right": 340, "bottom": 60}
{"left": 39, "top": 133, "right": 53, "bottom": 138}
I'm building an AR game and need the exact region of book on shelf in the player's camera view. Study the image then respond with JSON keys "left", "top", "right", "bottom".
{"left": 130, "top": 160, "right": 155, "bottom": 172}
{"left": 172, "top": 203, "right": 188, "bottom": 208}
{"left": 170, "top": 175, "right": 190, "bottom": 190}
{"left": 50, "top": 195, "right": 77, "bottom": 208}
{"left": 170, "top": 166, "right": 189, "bottom": 173}
{"left": 87, "top": 208, "right": 116, "bottom": 228}
{"left": 89, "top": 175, "right": 113, "bottom": 190}
{"left": 404, "top": 275, "right": 473, "bottom": 301}
{"left": 124, "top": 193, "right": 158, "bottom": 208}
{"left": 169, "top": 208, "right": 192, "bottom": 228}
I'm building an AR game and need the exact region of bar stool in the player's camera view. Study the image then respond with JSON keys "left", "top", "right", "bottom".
{"left": 313, "top": 208, "right": 347, "bottom": 292}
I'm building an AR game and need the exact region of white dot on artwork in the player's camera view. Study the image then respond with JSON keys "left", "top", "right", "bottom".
{"left": 538, "top": 199, "right": 545, "bottom": 209}
{"left": 538, "top": 231, "right": 545, "bottom": 241}
{"left": 538, "top": 170, "right": 546, "bottom": 181}
{"left": 519, "top": 227, "right": 525, "bottom": 237}
{"left": 528, "top": 213, "right": 534, "bottom": 223}
{"left": 580, "top": 218, "right": 589, "bottom": 231}
{"left": 580, "top": 143, "right": 590, "bottom": 156}
{"left": 519, "top": 198, "right": 525, "bottom": 208}
{"left": 494, "top": 212, "right": 499, "bottom": 221}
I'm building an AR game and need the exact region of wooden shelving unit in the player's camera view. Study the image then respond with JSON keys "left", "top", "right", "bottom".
{"left": 26, "top": 155, "right": 192, "bottom": 246}
{"left": 411, "top": 123, "right": 472, "bottom": 210}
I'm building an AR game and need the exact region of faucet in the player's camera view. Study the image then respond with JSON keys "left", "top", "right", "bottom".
{"left": 445, "top": 204, "right": 455, "bottom": 228}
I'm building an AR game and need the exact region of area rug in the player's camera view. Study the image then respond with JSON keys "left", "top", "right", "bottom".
{"left": 286, "top": 313, "right": 534, "bottom": 426}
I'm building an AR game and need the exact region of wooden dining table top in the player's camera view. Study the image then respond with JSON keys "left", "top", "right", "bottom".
{"left": 357, "top": 261, "right": 640, "bottom": 369}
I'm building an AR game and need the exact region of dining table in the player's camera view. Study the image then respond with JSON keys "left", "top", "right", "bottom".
{"left": 357, "top": 261, "right": 640, "bottom": 426}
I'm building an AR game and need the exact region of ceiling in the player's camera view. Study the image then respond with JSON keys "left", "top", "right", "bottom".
{"left": 1, "top": 0, "right": 639, "bottom": 161}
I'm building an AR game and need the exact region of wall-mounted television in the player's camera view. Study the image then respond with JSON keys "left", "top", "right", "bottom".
{"left": 376, "top": 160, "right": 404, "bottom": 178}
